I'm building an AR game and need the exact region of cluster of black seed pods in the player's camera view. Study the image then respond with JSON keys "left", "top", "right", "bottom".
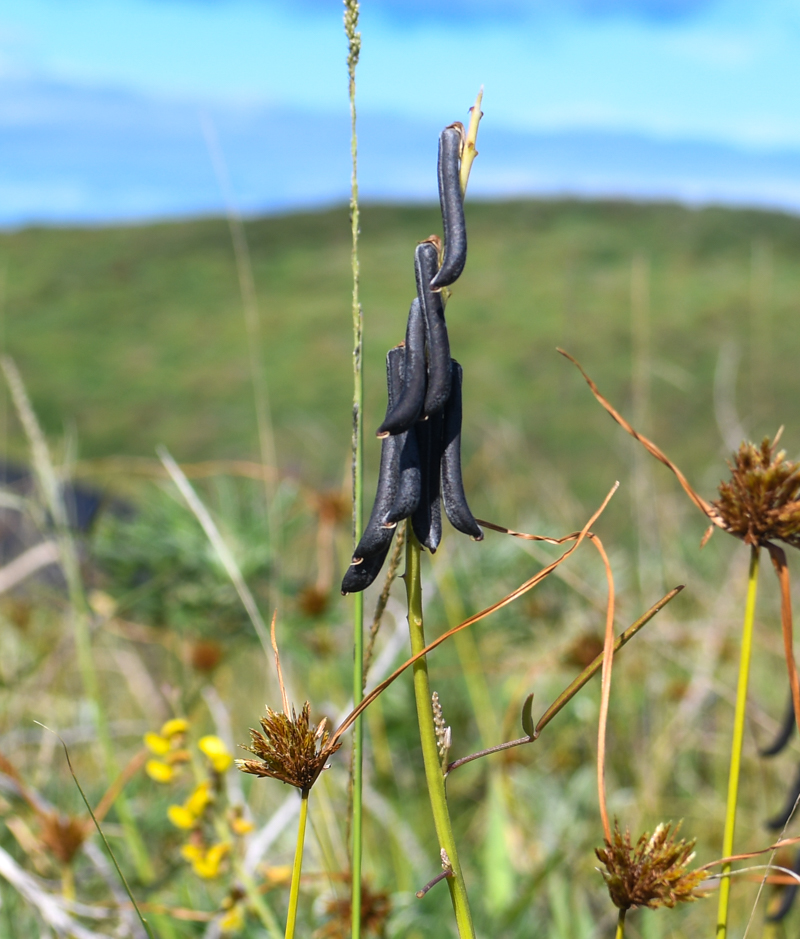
{"left": 342, "top": 123, "right": 483, "bottom": 596}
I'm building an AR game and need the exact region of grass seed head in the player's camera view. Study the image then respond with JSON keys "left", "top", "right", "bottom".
{"left": 713, "top": 437, "right": 800, "bottom": 548}
{"left": 237, "top": 702, "right": 340, "bottom": 792}
{"left": 595, "top": 821, "right": 707, "bottom": 911}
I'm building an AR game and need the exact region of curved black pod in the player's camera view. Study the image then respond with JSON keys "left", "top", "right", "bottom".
{"left": 765, "top": 851, "right": 800, "bottom": 922}
{"left": 383, "top": 344, "right": 422, "bottom": 524}
{"left": 766, "top": 762, "right": 800, "bottom": 831}
{"left": 760, "top": 692, "right": 796, "bottom": 757}
{"left": 376, "top": 298, "right": 427, "bottom": 437}
{"left": 341, "top": 541, "right": 393, "bottom": 595}
{"left": 385, "top": 427, "right": 422, "bottom": 525}
{"left": 411, "top": 410, "right": 443, "bottom": 553}
{"left": 415, "top": 241, "right": 452, "bottom": 418}
{"left": 350, "top": 348, "right": 404, "bottom": 562}
{"left": 430, "top": 125, "right": 467, "bottom": 291}
{"left": 441, "top": 360, "right": 483, "bottom": 540}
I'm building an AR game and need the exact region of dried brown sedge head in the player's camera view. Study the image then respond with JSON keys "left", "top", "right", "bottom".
{"left": 713, "top": 436, "right": 800, "bottom": 549}
{"left": 315, "top": 882, "right": 391, "bottom": 939}
{"left": 237, "top": 702, "right": 339, "bottom": 793}
{"left": 596, "top": 821, "right": 707, "bottom": 912}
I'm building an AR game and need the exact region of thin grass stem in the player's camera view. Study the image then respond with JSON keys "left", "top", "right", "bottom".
{"left": 344, "top": 2, "right": 364, "bottom": 935}
{"left": 285, "top": 790, "right": 310, "bottom": 939}
{"left": 716, "top": 545, "right": 760, "bottom": 939}
{"left": 616, "top": 908, "right": 627, "bottom": 939}
{"left": 405, "top": 525, "right": 475, "bottom": 938}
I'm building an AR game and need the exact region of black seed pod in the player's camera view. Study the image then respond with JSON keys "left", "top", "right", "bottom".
{"left": 341, "top": 542, "right": 393, "bottom": 596}
{"left": 411, "top": 410, "right": 443, "bottom": 553}
{"left": 382, "top": 343, "right": 422, "bottom": 524}
{"left": 766, "top": 762, "right": 800, "bottom": 831}
{"left": 430, "top": 124, "right": 467, "bottom": 290}
{"left": 376, "top": 298, "right": 427, "bottom": 437}
{"left": 761, "top": 692, "right": 796, "bottom": 757}
{"left": 441, "top": 360, "right": 483, "bottom": 540}
{"left": 350, "top": 348, "right": 403, "bottom": 563}
{"left": 415, "top": 241, "right": 452, "bottom": 418}
{"left": 765, "top": 851, "right": 800, "bottom": 922}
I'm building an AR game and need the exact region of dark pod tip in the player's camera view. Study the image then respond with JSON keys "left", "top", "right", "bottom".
{"left": 341, "top": 541, "right": 393, "bottom": 595}
{"left": 440, "top": 359, "right": 483, "bottom": 541}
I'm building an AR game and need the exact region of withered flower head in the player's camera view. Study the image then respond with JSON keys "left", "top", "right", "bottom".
{"left": 237, "top": 702, "right": 340, "bottom": 793}
{"left": 596, "top": 821, "right": 707, "bottom": 911}
{"left": 713, "top": 437, "right": 800, "bottom": 549}
{"left": 39, "top": 812, "right": 90, "bottom": 866}
{"left": 315, "top": 883, "right": 391, "bottom": 939}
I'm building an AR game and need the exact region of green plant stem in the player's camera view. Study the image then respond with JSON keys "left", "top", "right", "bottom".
{"left": 616, "top": 908, "right": 626, "bottom": 939}
{"left": 716, "top": 545, "right": 760, "bottom": 939}
{"left": 345, "top": 3, "right": 364, "bottom": 935}
{"left": 405, "top": 526, "right": 476, "bottom": 938}
{"left": 234, "top": 862, "right": 282, "bottom": 939}
{"left": 285, "top": 790, "right": 310, "bottom": 939}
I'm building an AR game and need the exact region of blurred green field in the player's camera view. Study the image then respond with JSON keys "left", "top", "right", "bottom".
{"left": 0, "top": 199, "right": 799, "bottom": 938}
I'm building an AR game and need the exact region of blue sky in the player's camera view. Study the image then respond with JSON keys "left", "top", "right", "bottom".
{"left": 1, "top": 0, "right": 800, "bottom": 223}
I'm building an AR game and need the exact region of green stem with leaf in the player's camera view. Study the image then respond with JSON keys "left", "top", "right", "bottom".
{"left": 716, "top": 546, "right": 760, "bottom": 939}
{"left": 405, "top": 526, "right": 476, "bottom": 938}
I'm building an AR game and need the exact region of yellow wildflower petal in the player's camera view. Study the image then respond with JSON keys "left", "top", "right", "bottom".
{"left": 167, "top": 805, "right": 196, "bottom": 830}
{"left": 230, "top": 816, "right": 254, "bottom": 836}
{"left": 198, "top": 735, "right": 233, "bottom": 773}
{"left": 220, "top": 904, "right": 245, "bottom": 933}
{"left": 191, "top": 842, "right": 229, "bottom": 879}
{"left": 161, "top": 718, "right": 189, "bottom": 739}
{"left": 144, "top": 733, "right": 170, "bottom": 756}
{"left": 186, "top": 781, "right": 213, "bottom": 818}
{"left": 180, "top": 843, "right": 203, "bottom": 863}
{"left": 145, "top": 760, "right": 173, "bottom": 783}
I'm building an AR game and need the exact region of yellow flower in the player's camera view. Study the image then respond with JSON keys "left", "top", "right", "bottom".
{"left": 186, "top": 781, "right": 214, "bottom": 818}
{"left": 161, "top": 718, "right": 189, "bottom": 739}
{"left": 145, "top": 760, "right": 174, "bottom": 783}
{"left": 219, "top": 903, "right": 245, "bottom": 933}
{"left": 199, "top": 735, "right": 233, "bottom": 773}
{"left": 167, "top": 805, "right": 196, "bottom": 830}
{"left": 230, "top": 815, "right": 254, "bottom": 836}
{"left": 144, "top": 732, "right": 170, "bottom": 756}
{"left": 181, "top": 841, "right": 229, "bottom": 879}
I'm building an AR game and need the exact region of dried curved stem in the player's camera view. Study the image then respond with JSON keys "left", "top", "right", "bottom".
{"left": 558, "top": 348, "right": 720, "bottom": 524}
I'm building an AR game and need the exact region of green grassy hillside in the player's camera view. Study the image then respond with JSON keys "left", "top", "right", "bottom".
{"left": 1, "top": 199, "right": 798, "bottom": 517}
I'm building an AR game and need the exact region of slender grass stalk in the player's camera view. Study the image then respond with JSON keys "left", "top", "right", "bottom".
{"left": 616, "top": 908, "right": 626, "bottom": 939}
{"left": 405, "top": 525, "right": 476, "bottom": 938}
{"left": 344, "top": 2, "right": 364, "bottom": 935}
{"left": 285, "top": 790, "right": 310, "bottom": 939}
{"left": 716, "top": 546, "right": 760, "bottom": 939}
{"left": 2, "top": 357, "right": 153, "bottom": 882}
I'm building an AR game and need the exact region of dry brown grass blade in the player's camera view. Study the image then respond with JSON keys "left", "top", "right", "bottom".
{"left": 590, "top": 534, "right": 615, "bottom": 844}
{"left": 328, "top": 483, "right": 619, "bottom": 749}
{"left": 558, "top": 348, "right": 719, "bottom": 524}
{"left": 475, "top": 518, "right": 586, "bottom": 545}
{"left": 92, "top": 749, "right": 148, "bottom": 824}
{"left": 698, "top": 835, "right": 800, "bottom": 871}
{"left": 766, "top": 542, "right": 800, "bottom": 738}
{"left": 270, "top": 612, "right": 290, "bottom": 718}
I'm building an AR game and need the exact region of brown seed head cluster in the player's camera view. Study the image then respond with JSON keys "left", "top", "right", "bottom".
{"left": 315, "top": 883, "right": 391, "bottom": 939}
{"left": 237, "top": 702, "right": 340, "bottom": 793}
{"left": 713, "top": 437, "right": 800, "bottom": 548}
{"left": 595, "top": 822, "right": 707, "bottom": 911}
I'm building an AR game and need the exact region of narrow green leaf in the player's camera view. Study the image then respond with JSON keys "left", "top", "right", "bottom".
{"left": 521, "top": 693, "right": 535, "bottom": 738}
